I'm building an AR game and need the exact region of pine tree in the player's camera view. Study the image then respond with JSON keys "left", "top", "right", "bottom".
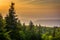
{"left": 0, "top": 14, "right": 5, "bottom": 40}
{"left": 5, "top": 2, "right": 18, "bottom": 31}
{"left": 52, "top": 26, "right": 57, "bottom": 37}
{"left": 5, "top": 2, "right": 21, "bottom": 40}
{"left": 17, "top": 20, "right": 22, "bottom": 30}
{"left": 0, "top": 14, "right": 4, "bottom": 31}
{"left": 52, "top": 26, "right": 57, "bottom": 40}
{"left": 23, "top": 23, "right": 26, "bottom": 31}
{"left": 37, "top": 24, "right": 42, "bottom": 40}
{"left": 38, "top": 24, "right": 41, "bottom": 33}
{"left": 29, "top": 21, "right": 34, "bottom": 31}
{"left": 0, "top": 14, "right": 11, "bottom": 40}
{"left": 28, "top": 21, "right": 37, "bottom": 40}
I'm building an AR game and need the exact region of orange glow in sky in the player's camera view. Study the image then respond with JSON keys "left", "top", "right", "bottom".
{"left": 0, "top": 0, "right": 60, "bottom": 26}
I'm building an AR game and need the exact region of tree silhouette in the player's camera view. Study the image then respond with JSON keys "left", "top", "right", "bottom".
{"left": 23, "top": 23, "right": 26, "bottom": 32}
{"left": 0, "top": 14, "right": 5, "bottom": 40}
{"left": 29, "top": 21, "right": 34, "bottom": 31}
{"left": 17, "top": 20, "right": 22, "bottom": 30}
{"left": 5, "top": 2, "right": 18, "bottom": 31}
{"left": 52, "top": 26, "right": 57, "bottom": 40}
{"left": 5, "top": 2, "right": 21, "bottom": 40}
{"left": 37, "top": 24, "right": 42, "bottom": 40}
{"left": 0, "top": 14, "right": 11, "bottom": 40}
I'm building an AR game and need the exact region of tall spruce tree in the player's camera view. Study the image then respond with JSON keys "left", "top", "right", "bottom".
{"left": 29, "top": 21, "right": 34, "bottom": 31}
{"left": 5, "top": 2, "right": 18, "bottom": 31}
{"left": 0, "top": 14, "right": 6, "bottom": 40}
{"left": 0, "top": 14, "right": 4, "bottom": 32}
{"left": 28, "top": 21, "right": 37, "bottom": 40}
{"left": 23, "top": 23, "right": 26, "bottom": 31}
{"left": 37, "top": 24, "right": 42, "bottom": 40}
{"left": 38, "top": 24, "right": 41, "bottom": 33}
{"left": 52, "top": 26, "right": 57, "bottom": 40}
{"left": 0, "top": 14, "right": 11, "bottom": 40}
{"left": 5, "top": 2, "right": 21, "bottom": 40}
{"left": 17, "top": 20, "right": 22, "bottom": 30}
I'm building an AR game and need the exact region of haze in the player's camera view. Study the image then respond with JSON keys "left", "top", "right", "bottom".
{"left": 0, "top": 0, "right": 60, "bottom": 26}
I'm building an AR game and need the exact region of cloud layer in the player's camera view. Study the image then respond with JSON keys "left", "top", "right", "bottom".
{"left": 0, "top": 0, "right": 60, "bottom": 26}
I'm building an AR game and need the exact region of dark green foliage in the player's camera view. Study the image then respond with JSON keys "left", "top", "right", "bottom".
{"left": 0, "top": 2, "right": 60, "bottom": 40}
{"left": 5, "top": 2, "right": 18, "bottom": 31}
{"left": 0, "top": 14, "right": 11, "bottom": 40}
{"left": 52, "top": 26, "right": 56, "bottom": 37}
{"left": 5, "top": 2, "right": 21, "bottom": 40}
{"left": 52, "top": 26, "right": 60, "bottom": 40}
{"left": 29, "top": 21, "right": 34, "bottom": 31}
{"left": 17, "top": 20, "right": 22, "bottom": 30}
{"left": 22, "top": 23, "right": 26, "bottom": 32}
{"left": 37, "top": 24, "right": 42, "bottom": 40}
{"left": 0, "top": 14, "right": 6, "bottom": 40}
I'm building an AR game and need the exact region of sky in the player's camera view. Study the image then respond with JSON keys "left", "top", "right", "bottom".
{"left": 0, "top": 0, "right": 60, "bottom": 27}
